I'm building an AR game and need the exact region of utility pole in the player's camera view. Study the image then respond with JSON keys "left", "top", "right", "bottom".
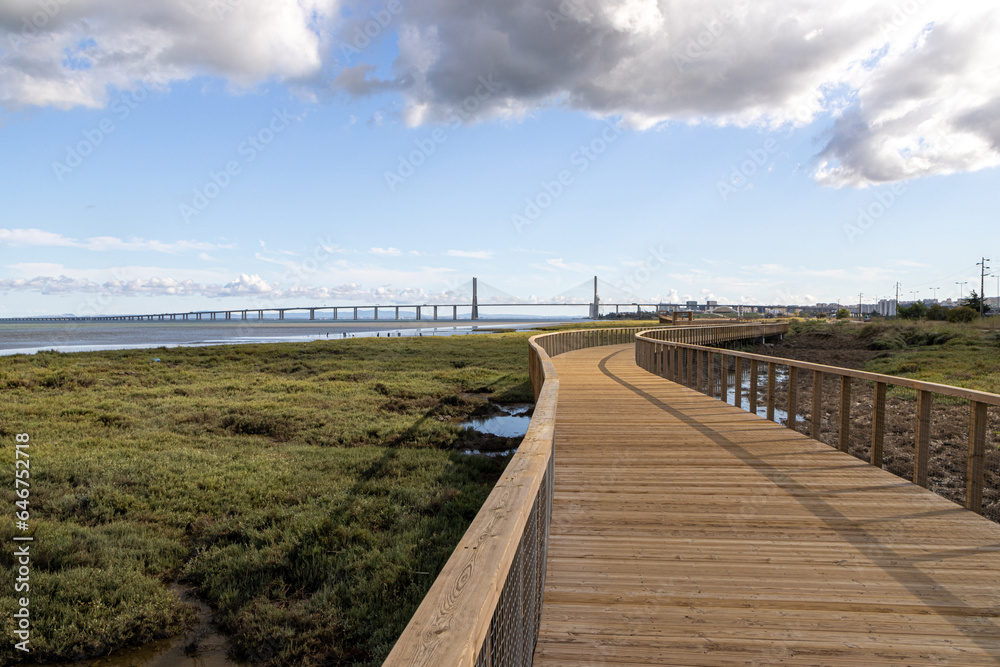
{"left": 858, "top": 292, "right": 863, "bottom": 319}
{"left": 894, "top": 282, "right": 901, "bottom": 317}
{"left": 978, "top": 258, "right": 991, "bottom": 319}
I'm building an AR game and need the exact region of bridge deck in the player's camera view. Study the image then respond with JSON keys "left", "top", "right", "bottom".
{"left": 533, "top": 345, "right": 1000, "bottom": 666}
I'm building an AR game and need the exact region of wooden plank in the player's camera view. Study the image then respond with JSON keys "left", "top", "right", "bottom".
{"left": 966, "top": 401, "right": 987, "bottom": 514}
{"left": 872, "top": 382, "right": 887, "bottom": 468}
{"left": 914, "top": 390, "right": 932, "bottom": 488}
{"left": 749, "top": 359, "right": 758, "bottom": 415}
{"left": 534, "top": 345, "right": 1000, "bottom": 666}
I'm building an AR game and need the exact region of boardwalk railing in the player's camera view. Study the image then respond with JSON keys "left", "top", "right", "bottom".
{"left": 384, "top": 324, "right": 778, "bottom": 666}
{"left": 635, "top": 330, "right": 1000, "bottom": 519}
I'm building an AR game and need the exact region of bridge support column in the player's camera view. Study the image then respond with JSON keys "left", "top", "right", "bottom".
{"left": 395, "top": 306, "right": 399, "bottom": 320}
{"left": 416, "top": 306, "right": 421, "bottom": 320}
{"left": 433, "top": 306, "right": 438, "bottom": 320}
{"left": 472, "top": 277, "right": 479, "bottom": 320}
{"left": 453, "top": 305, "right": 457, "bottom": 320}
{"left": 354, "top": 307, "right": 358, "bottom": 320}
{"left": 279, "top": 310, "right": 285, "bottom": 321}
{"left": 374, "top": 306, "right": 379, "bottom": 320}
{"left": 309, "top": 309, "right": 315, "bottom": 321}
{"left": 242, "top": 311, "right": 247, "bottom": 320}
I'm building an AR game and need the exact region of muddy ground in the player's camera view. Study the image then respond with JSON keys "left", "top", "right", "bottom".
{"left": 740, "top": 327, "right": 1000, "bottom": 521}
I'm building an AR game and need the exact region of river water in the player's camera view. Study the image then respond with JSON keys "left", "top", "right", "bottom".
{"left": 0, "top": 319, "right": 564, "bottom": 356}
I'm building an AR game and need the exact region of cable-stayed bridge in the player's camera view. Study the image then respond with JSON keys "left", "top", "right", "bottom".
{"left": 0, "top": 277, "right": 763, "bottom": 322}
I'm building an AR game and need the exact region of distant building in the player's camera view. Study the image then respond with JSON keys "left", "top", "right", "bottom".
{"left": 686, "top": 300, "right": 698, "bottom": 308}
{"left": 706, "top": 300, "right": 718, "bottom": 307}
{"left": 876, "top": 299, "right": 897, "bottom": 317}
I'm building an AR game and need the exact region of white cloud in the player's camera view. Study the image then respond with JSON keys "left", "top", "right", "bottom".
{"left": 445, "top": 249, "right": 494, "bottom": 259}
{"left": 0, "top": 228, "right": 228, "bottom": 253}
{"left": 344, "top": 0, "right": 1000, "bottom": 186}
{"left": 370, "top": 246, "right": 402, "bottom": 256}
{"left": 0, "top": 271, "right": 477, "bottom": 304}
{"left": 0, "top": 0, "right": 340, "bottom": 110}
{"left": 7, "top": 1, "right": 999, "bottom": 187}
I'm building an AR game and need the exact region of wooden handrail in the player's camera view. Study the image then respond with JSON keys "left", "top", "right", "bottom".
{"left": 634, "top": 330, "right": 1000, "bottom": 516}
{"left": 385, "top": 323, "right": 778, "bottom": 666}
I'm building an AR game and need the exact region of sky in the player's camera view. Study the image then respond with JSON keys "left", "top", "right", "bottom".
{"left": 0, "top": 0, "right": 998, "bottom": 317}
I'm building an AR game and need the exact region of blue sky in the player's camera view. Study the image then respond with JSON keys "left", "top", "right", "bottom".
{"left": 1, "top": 0, "right": 998, "bottom": 316}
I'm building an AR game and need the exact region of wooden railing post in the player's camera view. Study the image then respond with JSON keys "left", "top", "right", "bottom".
{"left": 698, "top": 350, "right": 706, "bottom": 394}
{"left": 706, "top": 351, "right": 715, "bottom": 398}
{"left": 966, "top": 401, "right": 987, "bottom": 514}
{"left": 749, "top": 360, "right": 759, "bottom": 415}
{"left": 871, "top": 382, "right": 887, "bottom": 468}
{"left": 720, "top": 353, "right": 729, "bottom": 403}
{"left": 812, "top": 370, "right": 823, "bottom": 439}
{"left": 839, "top": 376, "right": 851, "bottom": 453}
{"left": 914, "top": 390, "right": 932, "bottom": 488}
{"left": 734, "top": 356, "right": 743, "bottom": 408}
{"left": 767, "top": 362, "right": 776, "bottom": 422}
{"left": 787, "top": 366, "right": 798, "bottom": 431}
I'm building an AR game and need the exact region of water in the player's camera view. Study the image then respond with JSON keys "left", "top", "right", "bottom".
{"left": 40, "top": 585, "right": 246, "bottom": 667}
{"left": 459, "top": 404, "right": 534, "bottom": 438}
{"left": 0, "top": 320, "right": 561, "bottom": 356}
{"left": 715, "top": 369, "right": 800, "bottom": 426}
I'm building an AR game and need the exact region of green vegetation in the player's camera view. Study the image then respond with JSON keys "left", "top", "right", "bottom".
{"left": 0, "top": 333, "right": 536, "bottom": 666}
{"left": 835, "top": 308, "right": 850, "bottom": 320}
{"left": 858, "top": 321, "right": 1000, "bottom": 394}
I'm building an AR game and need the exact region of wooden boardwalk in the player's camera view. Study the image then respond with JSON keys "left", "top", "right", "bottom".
{"left": 533, "top": 345, "right": 1000, "bottom": 666}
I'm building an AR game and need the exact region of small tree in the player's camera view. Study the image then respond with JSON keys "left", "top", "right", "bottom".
{"left": 897, "top": 301, "right": 928, "bottom": 320}
{"left": 835, "top": 308, "right": 850, "bottom": 320}
{"left": 961, "top": 290, "right": 992, "bottom": 317}
{"left": 947, "top": 306, "right": 977, "bottom": 323}
{"left": 926, "top": 304, "right": 948, "bottom": 321}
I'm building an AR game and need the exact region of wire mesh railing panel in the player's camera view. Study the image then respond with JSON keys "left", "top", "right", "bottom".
{"left": 476, "top": 459, "right": 552, "bottom": 667}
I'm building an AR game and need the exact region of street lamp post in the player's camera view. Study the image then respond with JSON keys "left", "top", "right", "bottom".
{"left": 956, "top": 281, "right": 967, "bottom": 302}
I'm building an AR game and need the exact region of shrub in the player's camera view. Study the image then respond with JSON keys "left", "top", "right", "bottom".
{"left": 947, "top": 306, "right": 977, "bottom": 323}
{"left": 897, "top": 301, "right": 928, "bottom": 320}
{"left": 835, "top": 308, "right": 850, "bottom": 320}
{"left": 926, "top": 304, "right": 948, "bottom": 321}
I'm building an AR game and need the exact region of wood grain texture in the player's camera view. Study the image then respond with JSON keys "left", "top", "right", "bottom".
{"left": 534, "top": 345, "right": 1000, "bottom": 666}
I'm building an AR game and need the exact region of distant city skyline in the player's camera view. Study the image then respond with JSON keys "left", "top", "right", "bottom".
{"left": 1, "top": 1, "right": 998, "bottom": 316}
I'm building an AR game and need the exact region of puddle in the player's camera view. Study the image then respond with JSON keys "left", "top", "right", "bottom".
{"left": 721, "top": 372, "right": 799, "bottom": 426}
{"left": 461, "top": 449, "right": 517, "bottom": 457}
{"left": 40, "top": 585, "right": 247, "bottom": 667}
{"left": 459, "top": 404, "right": 533, "bottom": 438}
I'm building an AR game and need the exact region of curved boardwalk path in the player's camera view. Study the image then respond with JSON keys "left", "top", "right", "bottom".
{"left": 533, "top": 345, "right": 1000, "bottom": 666}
